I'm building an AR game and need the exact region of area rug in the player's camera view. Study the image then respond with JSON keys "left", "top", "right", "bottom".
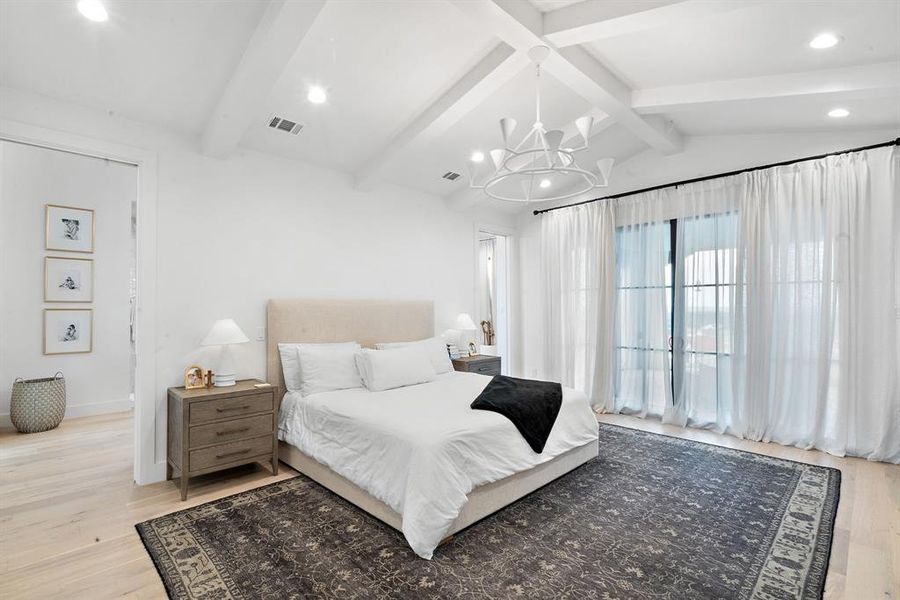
{"left": 137, "top": 424, "right": 840, "bottom": 599}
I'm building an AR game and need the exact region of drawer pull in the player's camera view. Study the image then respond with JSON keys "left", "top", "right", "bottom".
{"left": 216, "top": 426, "right": 250, "bottom": 436}
{"left": 216, "top": 405, "right": 250, "bottom": 413}
{"left": 216, "top": 448, "right": 251, "bottom": 459}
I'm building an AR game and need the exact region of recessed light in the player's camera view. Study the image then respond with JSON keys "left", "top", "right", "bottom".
{"left": 809, "top": 32, "right": 840, "bottom": 49}
{"left": 470, "top": 151, "right": 485, "bottom": 163}
{"left": 307, "top": 86, "right": 327, "bottom": 104}
{"left": 77, "top": 0, "right": 108, "bottom": 22}
{"left": 827, "top": 108, "right": 850, "bottom": 118}
{"left": 539, "top": 179, "right": 551, "bottom": 189}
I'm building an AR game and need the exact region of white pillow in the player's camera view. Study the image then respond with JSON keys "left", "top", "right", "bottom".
{"left": 356, "top": 346, "right": 436, "bottom": 392}
{"left": 278, "top": 342, "right": 358, "bottom": 392}
{"left": 374, "top": 336, "right": 453, "bottom": 374}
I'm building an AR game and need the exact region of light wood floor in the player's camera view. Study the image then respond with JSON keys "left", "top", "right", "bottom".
{"left": 0, "top": 411, "right": 896, "bottom": 599}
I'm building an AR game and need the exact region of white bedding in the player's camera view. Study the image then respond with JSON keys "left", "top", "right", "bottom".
{"left": 278, "top": 371, "right": 598, "bottom": 559}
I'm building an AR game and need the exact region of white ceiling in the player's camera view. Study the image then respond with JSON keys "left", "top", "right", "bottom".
{"left": 586, "top": 1, "right": 900, "bottom": 88}
{"left": 241, "top": 0, "right": 497, "bottom": 172}
{"left": 1, "top": 0, "right": 899, "bottom": 212}
{"left": 0, "top": 0, "right": 266, "bottom": 136}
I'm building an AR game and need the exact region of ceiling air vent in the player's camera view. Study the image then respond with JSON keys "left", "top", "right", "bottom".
{"left": 268, "top": 115, "right": 303, "bottom": 135}
{"left": 442, "top": 171, "right": 461, "bottom": 181}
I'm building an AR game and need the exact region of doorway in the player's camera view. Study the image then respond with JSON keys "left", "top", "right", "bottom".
{"left": 0, "top": 121, "right": 159, "bottom": 485}
{"left": 475, "top": 229, "right": 509, "bottom": 374}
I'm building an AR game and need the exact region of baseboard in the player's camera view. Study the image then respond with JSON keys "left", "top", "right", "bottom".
{"left": 0, "top": 398, "right": 134, "bottom": 429}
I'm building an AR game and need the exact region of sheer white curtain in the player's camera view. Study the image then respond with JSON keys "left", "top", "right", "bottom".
{"left": 541, "top": 201, "right": 616, "bottom": 410}
{"left": 725, "top": 147, "right": 899, "bottom": 461}
{"left": 612, "top": 193, "right": 674, "bottom": 417}
{"left": 540, "top": 145, "right": 899, "bottom": 462}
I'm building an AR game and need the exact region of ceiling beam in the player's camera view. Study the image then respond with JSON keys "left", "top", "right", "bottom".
{"left": 449, "top": 0, "right": 682, "bottom": 154}
{"left": 632, "top": 62, "right": 900, "bottom": 113}
{"left": 200, "top": 0, "right": 327, "bottom": 158}
{"left": 354, "top": 43, "right": 528, "bottom": 189}
{"left": 543, "top": 0, "right": 756, "bottom": 47}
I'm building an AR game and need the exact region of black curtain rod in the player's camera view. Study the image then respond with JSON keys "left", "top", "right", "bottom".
{"left": 533, "top": 137, "right": 900, "bottom": 216}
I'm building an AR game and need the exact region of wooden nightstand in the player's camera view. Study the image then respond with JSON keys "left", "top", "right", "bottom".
{"left": 452, "top": 354, "right": 501, "bottom": 376}
{"left": 167, "top": 379, "right": 279, "bottom": 500}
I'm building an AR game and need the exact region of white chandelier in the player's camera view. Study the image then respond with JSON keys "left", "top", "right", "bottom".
{"left": 466, "top": 45, "right": 615, "bottom": 203}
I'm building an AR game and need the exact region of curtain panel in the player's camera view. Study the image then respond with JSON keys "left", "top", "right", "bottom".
{"left": 540, "top": 145, "right": 899, "bottom": 462}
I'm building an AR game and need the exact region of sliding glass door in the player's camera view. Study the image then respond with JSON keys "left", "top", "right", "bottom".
{"left": 614, "top": 211, "right": 738, "bottom": 426}
{"left": 673, "top": 212, "right": 738, "bottom": 427}
{"left": 613, "top": 221, "right": 673, "bottom": 416}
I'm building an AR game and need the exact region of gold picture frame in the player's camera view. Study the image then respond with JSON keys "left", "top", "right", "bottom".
{"left": 184, "top": 366, "right": 205, "bottom": 390}
{"left": 43, "top": 308, "right": 93, "bottom": 355}
{"left": 44, "top": 256, "right": 94, "bottom": 303}
{"left": 45, "top": 204, "right": 95, "bottom": 254}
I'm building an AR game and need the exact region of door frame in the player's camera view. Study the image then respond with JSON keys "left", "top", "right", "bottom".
{"left": 0, "top": 119, "right": 162, "bottom": 485}
{"left": 473, "top": 222, "right": 515, "bottom": 375}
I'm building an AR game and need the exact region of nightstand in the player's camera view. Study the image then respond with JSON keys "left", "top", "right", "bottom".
{"left": 452, "top": 354, "right": 501, "bottom": 376}
{"left": 167, "top": 379, "right": 278, "bottom": 500}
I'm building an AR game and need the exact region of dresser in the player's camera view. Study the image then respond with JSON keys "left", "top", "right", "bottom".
{"left": 167, "top": 379, "right": 278, "bottom": 500}
{"left": 452, "top": 354, "right": 501, "bottom": 376}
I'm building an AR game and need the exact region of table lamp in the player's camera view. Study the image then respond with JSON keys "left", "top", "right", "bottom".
{"left": 455, "top": 313, "right": 478, "bottom": 356}
{"left": 200, "top": 319, "right": 249, "bottom": 387}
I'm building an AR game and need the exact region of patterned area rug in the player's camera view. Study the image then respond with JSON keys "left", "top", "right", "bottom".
{"left": 137, "top": 424, "right": 840, "bottom": 599}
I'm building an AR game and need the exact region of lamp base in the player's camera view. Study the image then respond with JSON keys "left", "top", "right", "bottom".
{"left": 213, "top": 373, "right": 236, "bottom": 387}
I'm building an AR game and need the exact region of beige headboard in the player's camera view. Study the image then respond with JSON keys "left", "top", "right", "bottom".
{"left": 266, "top": 299, "right": 435, "bottom": 393}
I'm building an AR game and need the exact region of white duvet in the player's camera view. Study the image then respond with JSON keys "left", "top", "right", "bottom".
{"left": 278, "top": 371, "right": 598, "bottom": 559}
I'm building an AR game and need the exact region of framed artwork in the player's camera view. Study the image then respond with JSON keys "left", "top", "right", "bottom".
{"left": 184, "top": 366, "right": 206, "bottom": 390}
{"left": 44, "top": 257, "right": 93, "bottom": 303}
{"left": 44, "top": 308, "right": 93, "bottom": 355}
{"left": 45, "top": 204, "right": 95, "bottom": 253}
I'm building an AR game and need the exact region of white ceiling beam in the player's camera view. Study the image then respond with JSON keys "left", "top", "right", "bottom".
{"left": 633, "top": 62, "right": 900, "bottom": 114}
{"left": 449, "top": 0, "right": 682, "bottom": 154}
{"left": 200, "top": 0, "right": 327, "bottom": 158}
{"left": 543, "top": 0, "right": 757, "bottom": 47}
{"left": 354, "top": 43, "right": 528, "bottom": 189}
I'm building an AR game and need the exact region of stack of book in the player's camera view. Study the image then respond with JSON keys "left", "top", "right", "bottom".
{"left": 446, "top": 344, "right": 464, "bottom": 359}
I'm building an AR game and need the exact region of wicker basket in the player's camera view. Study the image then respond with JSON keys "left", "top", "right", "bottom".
{"left": 10, "top": 372, "right": 66, "bottom": 433}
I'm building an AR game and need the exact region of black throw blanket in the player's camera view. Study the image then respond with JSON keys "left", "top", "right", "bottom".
{"left": 471, "top": 375, "right": 563, "bottom": 453}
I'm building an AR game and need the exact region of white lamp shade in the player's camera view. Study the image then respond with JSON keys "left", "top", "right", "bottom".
{"left": 201, "top": 319, "right": 250, "bottom": 346}
{"left": 490, "top": 148, "right": 507, "bottom": 171}
{"left": 544, "top": 129, "right": 564, "bottom": 151}
{"left": 596, "top": 158, "right": 615, "bottom": 186}
{"left": 499, "top": 118, "right": 517, "bottom": 147}
{"left": 455, "top": 313, "right": 478, "bottom": 330}
{"left": 575, "top": 115, "right": 594, "bottom": 144}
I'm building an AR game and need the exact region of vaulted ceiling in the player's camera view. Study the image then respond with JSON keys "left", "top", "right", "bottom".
{"left": 2, "top": 0, "right": 898, "bottom": 213}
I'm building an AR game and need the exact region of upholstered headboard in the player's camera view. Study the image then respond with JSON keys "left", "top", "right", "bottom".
{"left": 266, "top": 299, "right": 435, "bottom": 393}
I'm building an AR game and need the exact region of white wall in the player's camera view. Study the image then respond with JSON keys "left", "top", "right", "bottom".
{"left": 0, "top": 87, "right": 516, "bottom": 478}
{"left": 0, "top": 141, "right": 135, "bottom": 423}
{"left": 513, "top": 129, "right": 900, "bottom": 379}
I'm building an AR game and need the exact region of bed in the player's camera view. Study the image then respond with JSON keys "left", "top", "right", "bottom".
{"left": 266, "top": 299, "right": 599, "bottom": 559}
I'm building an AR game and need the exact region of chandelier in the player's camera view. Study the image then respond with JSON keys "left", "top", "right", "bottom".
{"left": 466, "top": 45, "right": 615, "bottom": 203}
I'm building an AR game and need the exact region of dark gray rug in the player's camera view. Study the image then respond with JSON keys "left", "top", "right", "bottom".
{"left": 137, "top": 424, "right": 840, "bottom": 599}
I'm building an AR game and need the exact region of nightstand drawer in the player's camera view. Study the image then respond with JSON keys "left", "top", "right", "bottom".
{"left": 189, "top": 413, "right": 273, "bottom": 448}
{"left": 189, "top": 392, "right": 273, "bottom": 424}
{"left": 472, "top": 363, "right": 500, "bottom": 376}
{"left": 189, "top": 435, "right": 273, "bottom": 472}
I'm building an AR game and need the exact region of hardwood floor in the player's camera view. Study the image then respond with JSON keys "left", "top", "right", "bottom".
{"left": 0, "top": 411, "right": 896, "bottom": 599}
